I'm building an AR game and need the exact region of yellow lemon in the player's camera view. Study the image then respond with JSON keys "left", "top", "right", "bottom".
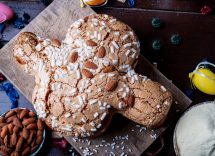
{"left": 84, "top": 0, "right": 106, "bottom": 6}
{"left": 189, "top": 68, "right": 215, "bottom": 95}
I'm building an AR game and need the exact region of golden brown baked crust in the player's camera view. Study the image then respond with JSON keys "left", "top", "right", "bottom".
{"left": 13, "top": 14, "right": 172, "bottom": 137}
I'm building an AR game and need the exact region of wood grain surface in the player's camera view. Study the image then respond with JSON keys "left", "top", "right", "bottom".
{"left": 0, "top": 0, "right": 191, "bottom": 155}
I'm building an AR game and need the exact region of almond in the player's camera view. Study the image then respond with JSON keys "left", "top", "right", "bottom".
{"left": 96, "top": 46, "right": 106, "bottom": 58}
{"left": 51, "top": 39, "right": 61, "bottom": 47}
{"left": 14, "top": 109, "right": 22, "bottom": 114}
{"left": 6, "top": 115, "right": 17, "bottom": 123}
{"left": 0, "top": 123, "right": 7, "bottom": 128}
{"left": 22, "top": 128, "right": 29, "bottom": 139}
{"left": 84, "top": 60, "right": 98, "bottom": 69}
{"left": 8, "top": 124, "right": 13, "bottom": 135}
{"left": 0, "top": 145, "right": 11, "bottom": 153}
{"left": 127, "top": 95, "right": 135, "bottom": 107}
{"left": 82, "top": 69, "right": 93, "bottom": 79}
{"left": 11, "top": 151, "right": 19, "bottom": 156}
{"left": 31, "top": 145, "right": 38, "bottom": 153}
{"left": 3, "top": 135, "right": 9, "bottom": 146}
{"left": 0, "top": 126, "right": 8, "bottom": 138}
{"left": 30, "top": 130, "right": 37, "bottom": 135}
{"left": 12, "top": 118, "right": 22, "bottom": 128}
{"left": 37, "top": 130, "right": 43, "bottom": 137}
{"left": 36, "top": 135, "right": 43, "bottom": 145}
{"left": 103, "top": 65, "right": 115, "bottom": 73}
{"left": 105, "top": 80, "right": 118, "bottom": 91}
{"left": 22, "top": 118, "right": 36, "bottom": 126}
{"left": 29, "top": 111, "right": 36, "bottom": 117}
{"left": 11, "top": 133, "right": 17, "bottom": 146}
{"left": 19, "top": 109, "right": 29, "bottom": 119}
{"left": 22, "top": 146, "right": 31, "bottom": 156}
{"left": 15, "top": 56, "right": 26, "bottom": 65}
{"left": 31, "top": 139, "right": 36, "bottom": 147}
{"left": 16, "top": 137, "right": 24, "bottom": 151}
{"left": 37, "top": 119, "right": 44, "bottom": 130}
{"left": 0, "top": 150, "right": 8, "bottom": 156}
{"left": 26, "top": 123, "right": 37, "bottom": 130}
{"left": 86, "top": 40, "right": 97, "bottom": 47}
{"left": 70, "top": 52, "right": 78, "bottom": 63}
{"left": 23, "top": 143, "right": 28, "bottom": 149}
{"left": 0, "top": 117, "right": 5, "bottom": 123}
{"left": 27, "top": 132, "right": 34, "bottom": 144}
{"left": 5, "top": 110, "right": 16, "bottom": 118}
{"left": 0, "top": 137, "right": 3, "bottom": 145}
{"left": 13, "top": 126, "right": 19, "bottom": 134}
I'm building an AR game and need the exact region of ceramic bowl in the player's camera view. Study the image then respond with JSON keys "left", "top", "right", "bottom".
{"left": 173, "top": 101, "right": 214, "bottom": 156}
{"left": 83, "top": 0, "right": 108, "bottom": 7}
{"left": 1, "top": 108, "right": 46, "bottom": 156}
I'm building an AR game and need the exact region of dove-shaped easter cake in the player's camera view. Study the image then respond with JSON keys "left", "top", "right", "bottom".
{"left": 13, "top": 14, "right": 172, "bottom": 137}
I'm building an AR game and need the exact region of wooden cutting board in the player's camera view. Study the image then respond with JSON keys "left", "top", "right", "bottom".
{"left": 0, "top": 0, "right": 192, "bottom": 155}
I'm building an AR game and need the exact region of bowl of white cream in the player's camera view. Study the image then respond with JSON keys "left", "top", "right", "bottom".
{"left": 174, "top": 101, "right": 215, "bottom": 156}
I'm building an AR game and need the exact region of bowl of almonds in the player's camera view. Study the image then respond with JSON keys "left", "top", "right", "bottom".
{"left": 0, "top": 108, "right": 45, "bottom": 156}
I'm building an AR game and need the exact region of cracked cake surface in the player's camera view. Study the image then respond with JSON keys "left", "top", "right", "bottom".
{"left": 13, "top": 14, "right": 172, "bottom": 137}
